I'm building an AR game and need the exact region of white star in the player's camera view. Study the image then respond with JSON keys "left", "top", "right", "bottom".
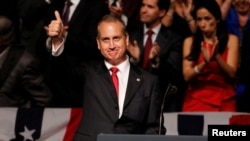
{"left": 19, "top": 126, "right": 36, "bottom": 141}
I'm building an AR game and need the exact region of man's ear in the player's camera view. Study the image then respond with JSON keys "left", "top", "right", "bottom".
{"left": 125, "top": 33, "right": 129, "bottom": 47}
{"left": 159, "top": 9, "right": 166, "bottom": 18}
{"left": 96, "top": 38, "right": 100, "bottom": 50}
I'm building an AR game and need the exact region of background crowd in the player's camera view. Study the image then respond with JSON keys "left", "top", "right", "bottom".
{"left": 0, "top": 0, "right": 250, "bottom": 113}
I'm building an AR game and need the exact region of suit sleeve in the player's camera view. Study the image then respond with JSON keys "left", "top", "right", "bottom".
{"left": 21, "top": 52, "right": 52, "bottom": 107}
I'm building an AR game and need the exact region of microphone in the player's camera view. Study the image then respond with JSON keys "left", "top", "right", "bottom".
{"left": 158, "top": 83, "right": 178, "bottom": 135}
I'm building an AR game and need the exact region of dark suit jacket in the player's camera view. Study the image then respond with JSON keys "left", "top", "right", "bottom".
{"left": 49, "top": 54, "right": 165, "bottom": 140}
{"left": 0, "top": 45, "right": 52, "bottom": 107}
{"left": 129, "top": 24, "right": 186, "bottom": 112}
{"left": 18, "top": 0, "right": 52, "bottom": 54}
{"left": 37, "top": 0, "right": 110, "bottom": 107}
{"left": 61, "top": 0, "right": 109, "bottom": 63}
{"left": 70, "top": 62, "right": 165, "bottom": 141}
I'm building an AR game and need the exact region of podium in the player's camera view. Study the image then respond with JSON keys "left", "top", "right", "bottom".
{"left": 97, "top": 134, "right": 207, "bottom": 141}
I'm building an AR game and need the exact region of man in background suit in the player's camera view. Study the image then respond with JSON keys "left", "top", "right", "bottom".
{"left": 0, "top": 15, "right": 52, "bottom": 107}
{"left": 39, "top": 0, "right": 109, "bottom": 107}
{"left": 18, "top": 0, "right": 54, "bottom": 55}
{"left": 106, "top": 0, "right": 143, "bottom": 33}
{"left": 46, "top": 13, "right": 166, "bottom": 141}
{"left": 127, "top": 0, "right": 185, "bottom": 112}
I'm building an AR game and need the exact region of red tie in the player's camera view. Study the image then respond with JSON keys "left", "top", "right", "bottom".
{"left": 110, "top": 67, "right": 119, "bottom": 98}
{"left": 62, "top": 0, "right": 73, "bottom": 26}
{"left": 142, "top": 29, "right": 154, "bottom": 70}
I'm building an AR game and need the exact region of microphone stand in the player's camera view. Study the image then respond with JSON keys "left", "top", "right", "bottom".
{"left": 158, "top": 83, "right": 178, "bottom": 135}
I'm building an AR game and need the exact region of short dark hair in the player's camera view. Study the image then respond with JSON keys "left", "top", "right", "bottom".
{"left": 97, "top": 14, "right": 127, "bottom": 38}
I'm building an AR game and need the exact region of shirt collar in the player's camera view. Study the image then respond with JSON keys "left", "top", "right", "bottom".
{"left": 104, "top": 55, "right": 130, "bottom": 73}
{"left": 143, "top": 23, "right": 162, "bottom": 36}
{"left": 70, "top": 0, "right": 80, "bottom": 5}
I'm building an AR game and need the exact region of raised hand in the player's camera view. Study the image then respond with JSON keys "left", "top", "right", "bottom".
{"left": 149, "top": 42, "right": 160, "bottom": 66}
{"left": 44, "top": 11, "right": 68, "bottom": 40}
{"left": 201, "top": 42, "right": 212, "bottom": 63}
{"left": 182, "top": 0, "right": 193, "bottom": 21}
{"left": 211, "top": 36, "right": 219, "bottom": 58}
{"left": 149, "top": 42, "right": 160, "bottom": 60}
{"left": 127, "top": 40, "right": 140, "bottom": 62}
{"left": 108, "top": 1, "right": 123, "bottom": 18}
{"left": 201, "top": 37, "right": 219, "bottom": 63}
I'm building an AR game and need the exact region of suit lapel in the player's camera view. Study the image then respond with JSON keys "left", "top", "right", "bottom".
{"left": 95, "top": 63, "right": 144, "bottom": 114}
{"left": 97, "top": 63, "right": 119, "bottom": 104}
{"left": 68, "top": 0, "right": 87, "bottom": 26}
{"left": 156, "top": 26, "right": 171, "bottom": 57}
{"left": 123, "top": 64, "right": 143, "bottom": 108}
{"left": 138, "top": 28, "right": 144, "bottom": 54}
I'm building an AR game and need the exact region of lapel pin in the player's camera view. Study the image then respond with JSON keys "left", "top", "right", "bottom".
{"left": 136, "top": 78, "right": 140, "bottom": 82}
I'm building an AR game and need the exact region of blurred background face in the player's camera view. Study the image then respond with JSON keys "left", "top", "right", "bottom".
{"left": 196, "top": 8, "right": 217, "bottom": 35}
{"left": 96, "top": 21, "right": 128, "bottom": 65}
{"left": 0, "top": 16, "right": 14, "bottom": 49}
{"left": 140, "top": 0, "right": 164, "bottom": 28}
{"left": 233, "top": 0, "right": 250, "bottom": 14}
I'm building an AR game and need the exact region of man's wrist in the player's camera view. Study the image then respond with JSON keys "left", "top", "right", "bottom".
{"left": 52, "top": 37, "right": 64, "bottom": 48}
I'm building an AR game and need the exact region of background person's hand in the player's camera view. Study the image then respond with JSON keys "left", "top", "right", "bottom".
{"left": 201, "top": 37, "right": 219, "bottom": 63}
{"left": 149, "top": 42, "right": 160, "bottom": 60}
{"left": 127, "top": 40, "right": 140, "bottom": 63}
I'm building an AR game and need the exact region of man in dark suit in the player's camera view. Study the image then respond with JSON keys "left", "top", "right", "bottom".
{"left": 127, "top": 0, "right": 185, "bottom": 112}
{"left": 46, "top": 13, "right": 166, "bottom": 141}
{"left": 17, "top": 0, "right": 54, "bottom": 55}
{"left": 0, "top": 15, "right": 52, "bottom": 107}
{"left": 39, "top": 0, "right": 110, "bottom": 107}
{"left": 106, "top": 0, "right": 142, "bottom": 33}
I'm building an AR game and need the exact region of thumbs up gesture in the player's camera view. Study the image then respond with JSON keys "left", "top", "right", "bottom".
{"left": 44, "top": 11, "right": 68, "bottom": 45}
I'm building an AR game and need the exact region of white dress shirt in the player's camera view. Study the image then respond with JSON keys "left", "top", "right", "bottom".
{"left": 105, "top": 55, "right": 130, "bottom": 118}
{"left": 63, "top": 0, "right": 80, "bottom": 22}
